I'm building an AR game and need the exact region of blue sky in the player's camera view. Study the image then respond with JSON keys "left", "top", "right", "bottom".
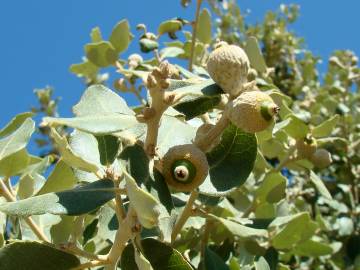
{"left": 0, "top": 0, "right": 359, "bottom": 130}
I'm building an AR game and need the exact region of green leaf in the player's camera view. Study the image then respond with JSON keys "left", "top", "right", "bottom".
{"left": 282, "top": 115, "right": 309, "bottom": 139}
{"left": 120, "top": 144, "right": 150, "bottom": 185}
{"left": 17, "top": 173, "right": 45, "bottom": 199}
{"left": 199, "top": 124, "right": 257, "bottom": 195}
{"left": 173, "top": 79, "right": 223, "bottom": 120}
{"left": 309, "top": 171, "right": 332, "bottom": 200}
{"left": 197, "top": 8, "right": 212, "bottom": 44}
{"left": 256, "top": 172, "right": 287, "bottom": 203}
{"left": 0, "top": 112, "right": 34, "bottom": 138}
{"left": 0, "top": 241, "right": 80, "bottom": 270}
{"left": 140, "top": 38, "right": 159, "bottom": 53}
{"left": 50, "top": 129, "right": 103, "bottom": 176}
{"left": 121, "top": 238, "right": 192, "bottom": 270}
{"left": 90, "top": 26, "right": 102, "bottom": 42}
{"left": 269, "top": 212, "right": 318, "bottom": 250}
{"left": 0, "top": 179, "right": 115, "bottom": 216}
{"left": 0, "top": 118, "right": 34, "bottom": 161}
{"left": 254, "top": 257, "right": 270, "bottom": 270}
{"left": 50, "top": 216, "right": 75, "bottom": 245}
{"left": 109, "top": 19, "right": 131, "bottom": 53}
{"left": 96, "top": 135, "right": 120, "bottom": 166}
{"left": 293, "top": 239, "right": 333, "bottom": 257}
{"left": 85, "top": 41, "right": 118, "bottom": 67}
{"left": 0, "top": 149, "right": 33, "bottom": 177}
{"left": 158, "top": 20, "right": 183, "bottom": 36}
{"left": 205, "top": 247, "right": 230, "bottom": 270}
{"left": 74, "top": 84, "right": 134, "bottom": 116}
{"left": 69, "top": 61, "right": 98, "bottom": 79}
{"left": 213, "top": 216, "right": 268, "bottom": 239}
{"left": 312, "top": 115, "right": 340, "bottom": 138}
{"left": 155, "top": 115, "right": 196, "bottom": 157}
{"left": 125, "top": 171, "right": 165, "bottom": 229}
{"left": 245, "top": 37, "right": 267, "bottom": 73}
{"left": 43, "top": 114, "right": 138, "bottom": 135}
{"left": 160, "top": 47, "right": 185, "bottom": 59}
{"left": 37, "top": 160, "right": 77, "bottom": 195}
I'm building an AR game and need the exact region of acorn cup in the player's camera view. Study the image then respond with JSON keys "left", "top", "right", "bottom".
{"left": 162, "top": 144, "right": 209, "bottom": 192}
{"left": 296, "top": 136, "right": 317, "bottom": 159}
{"left": 225, "top": 90, "right": 279, "bottom": 133}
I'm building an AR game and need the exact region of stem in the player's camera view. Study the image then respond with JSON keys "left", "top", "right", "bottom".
{"left": 188, "top": 0, "right": 203, "bottom": 72}
{"left": 273, "top": 145, "right": 296, "bottom": 172}
{"left": 61, "top": 243, "right": 108, "bottom": 262}
{"left": 195, "top": 114, "right": 230, "bottom": 152}
{"left": 113, "top": 179, "right": 126, "bottom": 222}
{"left": 200, "top": 219, "right": 212, "bottom": 269}
{"left": 71, "top": 260, "right": 109, "bottom": 270}
{"left": 105, "top": 207, "right": 136, "bottom": 270}
{"left": 0, "top": 178, "right": 49, "bottom": 242}
{"left": 171, "top": 190, "right": 198, "bottom": 243}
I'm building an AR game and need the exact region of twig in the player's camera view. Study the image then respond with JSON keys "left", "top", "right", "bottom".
{"left": 188, "top": 0, "right": 203, "bottom": 71}
{"left": 113, "top": 179, "right": 126, "bottom": 223}
{"left": 0, "top": 178, "right": 50, "bottom": 242}
{"left": 60, "top": 243, "right": 108, "bottom": 262}
{"left": 104, "top": 207, "right": 137, "bottom": 270}
{"left": 171, "top": 190, "right": 198, "bottom": 243}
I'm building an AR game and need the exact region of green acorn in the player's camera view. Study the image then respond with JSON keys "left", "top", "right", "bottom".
{"left": 226, "top": 90, "right": 279, "bottom": 133}
{"left": 162, "top": 144, "right": 209, "bottom": 192}
{"left": 207, "top": 41, "right": 250, "bottom": 97}
{"left": 310, "top": 149, "right": 332, "bottom": 169}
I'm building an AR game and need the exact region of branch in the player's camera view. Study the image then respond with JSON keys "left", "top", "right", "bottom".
{"left": 0, "top": 178, "right": 49, "bottom": 242}
{"left": 171, "top": 190, "right": 198, "bottom": 243}
{"left": 104, "top": 207, "right": 137, "bottom": 270}
{"left": 188, "top": 0, "right": 203, "bottom": 71}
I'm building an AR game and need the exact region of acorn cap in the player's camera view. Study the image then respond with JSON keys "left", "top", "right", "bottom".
{"left": 207, "top": 42, "right": 250, "bottom": 97}
{"left": 226, "top": 91, "right": 279, "bottom": 133}
{"left": 296, "top": 136, "right": 317, "bottom": 159}
{"left": 162, "top": 144, "right": 209, "bottom": 192}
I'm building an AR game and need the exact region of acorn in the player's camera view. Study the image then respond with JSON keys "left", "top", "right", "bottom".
{"left": 226, "top": 90, "right": 279, "bottom": 133}
{"left": 162, "top": 144, "right": 209, "bottom": 192}
{"left": 296, "top": 135, "right": 317, "bottom": 159}
{"left": 310, "top": 149, "right": 332, "bottom": 169}
{"left": 207, "top": 41, "right": 250, "bottom": 97}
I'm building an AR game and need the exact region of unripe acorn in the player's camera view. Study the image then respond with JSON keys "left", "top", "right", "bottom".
{"left": 310, "top": 149, "right": 332, "bottom": 169}
{"left": 226, "top": 90, "right": 279, "bottom": 133}
{"left": 296, "top": 136, "right": 317, "bottom": 159}
{"left": 162, "top": 144, "right": 209, "bottom": 192}
{"left": 207, "top": 41, "right": 250, "bottom": 97}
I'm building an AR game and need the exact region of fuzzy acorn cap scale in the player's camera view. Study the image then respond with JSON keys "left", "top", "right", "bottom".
{"left": 207, "top": 41, "right": 250, "bottom": 97}
{"left": 162, "top": 144, "right": 209, "bottom": 192}
{"left": 226, "top": 90, "right": 279, "bottom": 133}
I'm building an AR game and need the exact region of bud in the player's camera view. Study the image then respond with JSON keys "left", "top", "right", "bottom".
{"left": 128, "top": 53, "right": 143, "bottom": 69}
{"left": 226, "top": 91, "right": 279, "bottom": 133}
